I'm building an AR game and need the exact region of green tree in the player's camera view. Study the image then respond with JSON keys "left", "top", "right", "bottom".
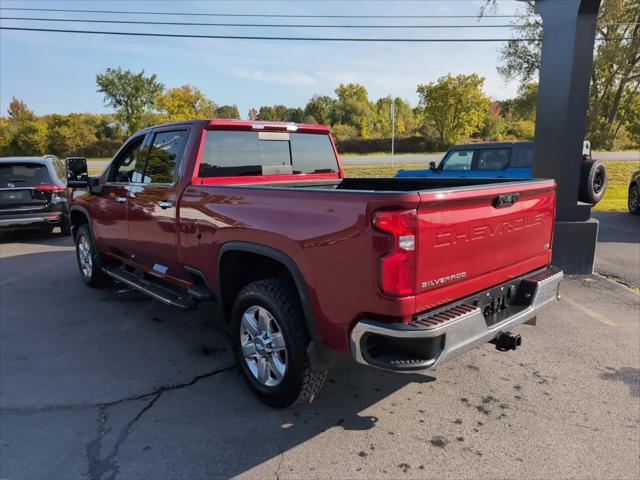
{"left": 155, "top": 85, "right": 216, "bottom": 123}
{"left": 13, "top": 120, "right": 48, "bottom": 155}
{"left": 96, "top": 67, "right": 164, "bottom": 134}
{"left": 0, "top": 118, "right": 16, "bottom": 155}
{"left": 46, "top": 114, "right": 97, "bottom": 156}
{"left": 331, "top": 83, "right": 374, "bottom": 136}
{"left": 512, "top": 83, "right": 538, "bottom": 121}
{"left": 417, "top": 74, "right": 490, "bottom": 146}
{"left": 215, "top": 104, "right": 241, "bottom": 119}
{"left": 335, "top": 83, "right": 369, "bottom": 104}
{"left": 478, "top": 102, "right": 507, "bottom": 140}
{"left": 256, "top": 105, "right": 288, "bottom": 121}
{"left": 7, "top": 97, "right": 35, "bottom": 122}
{"left": 330, "top": 123, "right": 358, "bottom": 140}
{"left": 374, "top": 96, "right": 417, "bottom": 137}
{"left": 497, "top": 0, "right": 640, "bottom": 149}
{"left": 304, "top": 95, "right": 334, "bottom": 125}
{"left": 285, "top": 108, "right": 305, "bottom": 123}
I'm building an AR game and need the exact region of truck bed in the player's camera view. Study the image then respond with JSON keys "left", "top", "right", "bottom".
{"left": 180, "top": 176, "right": 556, "bottom": 349}
{"left": 224, "top": 176, "right": 523, "bottom": 192}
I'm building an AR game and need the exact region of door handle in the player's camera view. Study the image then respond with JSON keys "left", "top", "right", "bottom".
{"left": 157, "top": 200, "right": 173, "bottom": 209}
{"left": 115, "top": 196, "right": 127, "bottom": 203}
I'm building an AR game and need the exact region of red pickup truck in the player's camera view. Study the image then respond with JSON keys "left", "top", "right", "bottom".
{"left": 66, "top": 119, "right": 563, "bottom": 407}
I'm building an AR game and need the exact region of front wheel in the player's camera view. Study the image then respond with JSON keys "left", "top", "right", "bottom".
{"left": 231, "top": 278, "right": 327, "bottom": 408}
{"left": 75, "top": 224, "right": 110, "bottom": 288}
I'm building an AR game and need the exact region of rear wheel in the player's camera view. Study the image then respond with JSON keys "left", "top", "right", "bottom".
{"left": 75, "top": 224, "right": 110, "bottom": 288}
{"left": 579, "top": 159, "right": 607, "bottom": 204}
{"left": 231, "top": 278, "right": 327, "bottom": 408}
{"left": 629, "top": 184, "right": 640, "bottom": 215}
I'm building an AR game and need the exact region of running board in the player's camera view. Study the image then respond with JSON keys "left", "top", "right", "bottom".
{"left": 102, "top": 266, "right": 196, "bottom": 310}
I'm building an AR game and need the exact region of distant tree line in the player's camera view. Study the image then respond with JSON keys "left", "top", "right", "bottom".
{"left": 0, "top": 68, "right": 547, "bottom": 158}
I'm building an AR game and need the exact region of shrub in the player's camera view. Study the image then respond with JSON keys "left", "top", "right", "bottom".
{"left": 335, "top": 135, "right": 445, "bottom": 154}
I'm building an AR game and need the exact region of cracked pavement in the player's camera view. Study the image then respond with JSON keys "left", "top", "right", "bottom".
{"left": 1, "top": 212, "right": 639, "bottom": 480}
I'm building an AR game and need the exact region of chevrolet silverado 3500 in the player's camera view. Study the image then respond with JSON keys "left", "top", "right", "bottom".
{"left": 66, "top": 119, "right": 563, "bottom": 407}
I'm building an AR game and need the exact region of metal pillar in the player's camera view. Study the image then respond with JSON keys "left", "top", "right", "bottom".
{"left": 532, "top": 0, "right": 601, "bottom": 273}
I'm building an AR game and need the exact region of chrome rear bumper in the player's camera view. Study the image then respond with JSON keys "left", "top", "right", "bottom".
{"left": 350, "top": 267, "right": 563, "bottom": 371}
{"left": 0, "top": 213, "right": 62, "bottom": 228}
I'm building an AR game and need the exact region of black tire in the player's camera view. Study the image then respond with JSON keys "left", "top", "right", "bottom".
{"left": 59, "top": 215, "right": 72, "bottom": 236}
{"left": 40, "top": 225, "right": 55, "bottom": 234}
{"left": 579, "top": 159, "right": 607, "bottom": 204}
{"left": 629, "top": 183, "right": 640, "bottom": 215}
{"left": 231, "top": 277, "right": 327, "bottom": 408}
{"left": 75, "top": 224, "right": 110, "bottom": 288}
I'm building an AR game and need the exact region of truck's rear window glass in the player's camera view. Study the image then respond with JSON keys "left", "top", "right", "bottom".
{"left": 199, "top": 131, "right": 338, "bottom": 177}
{"left": 0, "top": 163, "right": 51, "bottom": 187}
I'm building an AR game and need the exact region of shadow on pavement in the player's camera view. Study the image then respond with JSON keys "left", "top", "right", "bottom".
{"left": 1, "top": 247, "right": 437, "bottom": 479}
{"left": 592, "top": 211, "right": 640, "bottom": 243}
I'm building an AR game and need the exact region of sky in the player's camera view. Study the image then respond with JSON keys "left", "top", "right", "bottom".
{"left": 0, "top": 0, "right": 531, "bottom": 118}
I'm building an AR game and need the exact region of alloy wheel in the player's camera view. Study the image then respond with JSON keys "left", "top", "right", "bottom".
{"left": 239, "top": 305, "right": 287, "bottom": 387}
{"left": 78, "top": 235, "right": 93, "bottom": 279}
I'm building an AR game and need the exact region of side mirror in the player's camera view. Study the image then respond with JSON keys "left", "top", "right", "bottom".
{"left": 429, "top": 161, "right": 437, "bottom": 170}
{"left": 66, "top": 157, "right": 89, "bottom": 187}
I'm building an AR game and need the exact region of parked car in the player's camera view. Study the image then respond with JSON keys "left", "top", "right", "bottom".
{"left": 628, "top": 170, "right": 640, "bottom": 215}
{"left": 0, "top": 156, "right": 71, "bottom": 235}
{"left": 396, "top": 141, "right": 607, "bottom": 205}
{"left": 66, "top": 119, "right": 563, "bottom": 407}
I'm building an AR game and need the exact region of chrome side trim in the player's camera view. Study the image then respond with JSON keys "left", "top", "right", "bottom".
{"left": 350, "top": 268, "right": 563, "bottom": 371}
{"left": 0, "top": 216, "right": 59, "bottom": 226}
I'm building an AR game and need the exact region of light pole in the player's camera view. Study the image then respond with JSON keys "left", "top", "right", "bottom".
{"left": 390, "top": 96, "right": 396, "bottom": 167}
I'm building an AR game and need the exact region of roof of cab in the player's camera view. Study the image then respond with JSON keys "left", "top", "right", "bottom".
{"left": 205, "top": 119, "right": 330, "bottom": 133}
{"left": 131, "top": 119, "right": 331, "bottom": 137}
{"left": 0, "top": 155, "right": 58, "bottom": 164}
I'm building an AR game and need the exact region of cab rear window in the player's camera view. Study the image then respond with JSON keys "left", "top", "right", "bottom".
{"left": 0, "top": 163, "right": 51, "bottom": 188}
{"left": 198, "top": 131, "right": 338, "bottom": 177}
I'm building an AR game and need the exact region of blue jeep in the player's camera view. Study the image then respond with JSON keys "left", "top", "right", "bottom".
{"left": 396, "top": 141, "right": 607, "bottom": 204}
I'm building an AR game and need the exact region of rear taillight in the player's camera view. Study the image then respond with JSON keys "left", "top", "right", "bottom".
{"left": 373, "top": 209, "right": 417, "bottom": 297}
{"left": 36, "top": 184, "right": 65, "bottom": 192}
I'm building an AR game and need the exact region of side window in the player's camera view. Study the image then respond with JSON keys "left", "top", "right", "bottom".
{"left": 512, "top": 146, "right": 533, "bottom": 168}
{"left": 476, "top": 148, "right": 511, "bottom": 170}
{"left": 143, "top": 130, "right": 188, "bottom": 184}
{"left": 442, "top": 150, "right": 473, "bottom": 171}
{"left": 110, "top": 137, "right": 144, "bottom": 183}
{"left": 52, "top": 158, "right": 66, "bottom": 182}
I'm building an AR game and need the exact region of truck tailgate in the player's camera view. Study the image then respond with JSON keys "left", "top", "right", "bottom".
{"left": 415, "top": 180, "right": 556, "bottom": 310}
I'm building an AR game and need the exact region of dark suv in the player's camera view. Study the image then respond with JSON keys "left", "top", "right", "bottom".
{"left": 0, "top": 156, "right": 71, "bottom": 235}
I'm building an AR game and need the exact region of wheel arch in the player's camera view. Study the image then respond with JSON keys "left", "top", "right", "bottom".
{"left": 217, "top": 242, "right": 336, "bottom": 370}
{"left": 69, "top": 206, "right": 92, "bottom": 240}
{"left": 217, "top": 242, "right": 314, "bottom": 328}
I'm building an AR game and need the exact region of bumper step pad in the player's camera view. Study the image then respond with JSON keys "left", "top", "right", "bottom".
{"left": 411, "top": 303, "right": 480, "bottom": 330}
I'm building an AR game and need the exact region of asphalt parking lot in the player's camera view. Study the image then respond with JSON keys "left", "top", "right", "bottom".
{"left": 1, "top": 213, "right": 639, "bottom": 480}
